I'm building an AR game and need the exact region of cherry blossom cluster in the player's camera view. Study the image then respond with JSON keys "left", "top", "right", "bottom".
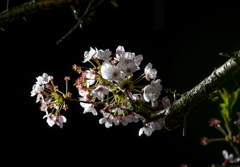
{"left": 31, "top": 73, "right": 71, "bottom": 128}
{"left": 73, "top": 46, "right": 170, "bottom": 136}
{"left": 31, "top": 45, "right": 170, "bottom": 136}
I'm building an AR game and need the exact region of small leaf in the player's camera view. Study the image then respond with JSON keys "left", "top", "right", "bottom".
{"left": 218, "top": 88, "right": 229, "bottom": 105}
{"left": 230, "top": 88, "right": 240, "bottom": 108}
{"left": 111, "top": 0, "right": 119, "bottom": 7}
{"left": 220, "top": 103, "right": 227, "bottom": 108}
{"left": 220, "top": 108, "right": 228, "bottom": 123}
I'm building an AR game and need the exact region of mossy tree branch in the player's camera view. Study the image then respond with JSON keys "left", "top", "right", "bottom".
{"left": 143, "top": 51, "right": 240, "bottom": 132}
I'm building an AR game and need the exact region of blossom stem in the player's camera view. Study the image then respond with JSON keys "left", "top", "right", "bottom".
{"left": 93, "top": 59, "right": 101, "bottom": 67}
{"left": 215, "top": 126, "right": 228, "bottom": 136}
{"left": 209, "top": 138, "right": 226, "bottom": 142}
{"left": 88, "top": 60, "right": 96, "bottom": 68}
{"left": 66, "top": 82, "right": 68, "bottom": 95}
{"left": 133, "top": 74, "right": 145, "bottom": 85}
{"left": 132, "top": 88, "right": 141, "bottom": 93}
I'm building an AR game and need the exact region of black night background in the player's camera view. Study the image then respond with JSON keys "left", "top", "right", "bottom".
{"left": 2, "top": 1, "right": 240, "bottom": 166}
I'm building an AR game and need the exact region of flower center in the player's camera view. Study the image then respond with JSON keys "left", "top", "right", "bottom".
{"left": 126, "top": 68, "right": 131, "bottom": 73}
{"left": 113, "top": 72, "right": 118, "bottom": 77}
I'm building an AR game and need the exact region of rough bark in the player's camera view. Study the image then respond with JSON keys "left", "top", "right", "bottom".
{"left": 144, "top": 51, "right": 240, "bottom": 131}
{"left": 0, "top": 0, "right": 105, "bottom": 29}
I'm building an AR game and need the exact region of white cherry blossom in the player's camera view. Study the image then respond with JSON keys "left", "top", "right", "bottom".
{"left": 143, "top": 85, "right": 160, "bottom": 102}
{"left": 91, "top": 85, "right": 108, "bottom": 101}
{"left": 222, "top": 150, "right": 240, "bottom": 165}
{"left": 116, "top": 45, "right": 125, "bottom": 55}
{"left": 144, "top": 63, "right": 157, "bottom": 81}
{"left": 139, "top": 125, "right": 153, "bottom": 136}
{"left": 149, "top": 118, "right": 164, "bottom": 131}
{"left": 101, "top": 62, "right": 121, "bottom": 81}
{"left": 80, "top": 98, "right": 98, "bottom": 116}
{"left": 150, "top": 79, "right": 162, "bottom": 92}
{"left": 85, "top": 68, "right": 95, "bottom": 87}
{"left": 31, "top": 84, "right": 44, "bottom": 96}
{"left": 96, "top": 48, "right": 111, "bottom": 62}
{"left": 36, "top": 73, "right": 50, "bottom": 85}
{"left": 43, "top": 113, "right": 55, "bottom": 127}
{"left": 82, "top": 47, "right": 96, "bottom": 63}
{"left": 162, "top": 96, "right": 171, "bottom": 109}
{"left": 99, "top": 112, "right": 113, "bottom": 128}
{"left": 120, "top": 60, "right": 138, "bottom": 76}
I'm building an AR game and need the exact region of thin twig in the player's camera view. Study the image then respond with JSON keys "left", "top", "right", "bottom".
{"left": 56, "top": 0, "right": 94, "bottom": 45}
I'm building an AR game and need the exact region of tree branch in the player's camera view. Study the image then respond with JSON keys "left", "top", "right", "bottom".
{"left": 0, "top": 0, "right": 76, "bottom": 28}
{"left": 143, "top": 51, "right": 240, "bottom": 131}
{"left": 0, "top": 0, "right": 108, "bottom": 43}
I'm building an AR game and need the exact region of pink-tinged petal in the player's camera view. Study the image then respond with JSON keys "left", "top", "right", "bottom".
{"left": 56, "top": 122, "right": 63, "bottom": 128}
{"left": 230, "top": 157, "right": 240, "bottom": 163}
{"left": 151, "top": 100, "right": 158, "bottom": 108}
{"left": 222, "top": 150, "right": 229, "bottom": 159}
{"left": 116, "top": 46, "right": 125, "bottom": 55}
{"left": 144, "top": 127, "right": 153, "bottom": 136}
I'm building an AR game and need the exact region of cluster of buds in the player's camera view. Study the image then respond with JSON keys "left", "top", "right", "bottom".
{"left": 31, "top": 73, "right": 72, "bottom": 128}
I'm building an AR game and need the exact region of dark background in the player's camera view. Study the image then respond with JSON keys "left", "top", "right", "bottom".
{"left": 1, "top": 0, "right": 240, "bottom": 166}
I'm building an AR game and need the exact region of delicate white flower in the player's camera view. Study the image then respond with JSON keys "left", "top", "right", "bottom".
{"left": 139, "top": 125, "right": 153, "bottom": 136}
{"left": 85, "top": 68, "right": 95, "bottom": 87}
{"left": 116, "top": 46, "right": 125, "bottom": 55}
{"left": 134, "top": 54, "right": 143, "bottom": 68}
{"left": 132, "top": 94, "right": 140, "bottom": 101}
{"left": 31, "top": 84, "right": 44, "bottom": 96}
{"left": 149, "top": 118, "right": 164, "bottom": 131}
{"left": 36, "top": 73, "right": 50, "bottom": 85}
{"left": 120, "top": 60, "right": 138, "bottom": 76}
{"left": 222, "top": 150, "right": 240, "bottom": 165}
{"left": 40, "top": 97, "right": 52, "bottom": 112}
{"left": 101, "top": 62, "right": 121, "bottom": 81}
{"left": 144, "top": 63, "right": 157, "bottom": 81}
{"left": 91, "top": 85, "right": 108, "bottom": 101}
{"left": 143, "top": 85, "right": 160, "bottom": 102}
{"left": 99, "top": 113, "right": 113, "bottom": 128}
{"left": 82, "top": 47, "right": 96, "bottom": 63}
{"left": 96, "top": 48, "right": 111, "bottom": 62}
{"left": 150, "top": 79, "right": 162, "bottom": 92}
{"left": 127, "top": 113, "right": 141, "bottom": 123}
{"left": 43, "top": 113, "right": 55, "bottom": 127}
{"left": 151, "top": 100, "right": 158, "bottom": 108}
{"left": 55, "top": 114, "right": 67, "bottom": 128}
{"left": 121, "top": 116, "right": 132, "bottom": 126}
{"left": 162, "top": 96, "right": 171, "bottom": 109}
{"left": 36, "top": 93, "right": 43, "bottom": 103}
{"left": 80, "top": 98, "right": 98, "bottom": 116}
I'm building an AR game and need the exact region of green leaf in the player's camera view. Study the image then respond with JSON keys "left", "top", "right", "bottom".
{"left": 220, "top": 103, "right": 227, "bottom": 108}
{"left": 111, "top": 0, "right": 119, "bottom": 7}
{"left": 229, "top": 88, "right": 240, "bottom": 108}
{"left": 218, "top": 88, "right": 229, "bottom": 106}
{"left": 220, "top": 108, "right": 229, "bottom": 123}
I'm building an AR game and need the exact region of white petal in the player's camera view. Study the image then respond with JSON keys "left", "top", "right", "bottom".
{"left": 105, "top": 121, "right": 112, "bottom": 128}
{"left": 99, "top": 118, "right": 106, "bottom": 124}
{"left": 139, "top": 128, "right": 144, "bottom": 136}
{"left": 230, "top": 157, "right": 240, "bottom": 163}
{"left": 222, "top": 150, "right": 229, "bottom": 159}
